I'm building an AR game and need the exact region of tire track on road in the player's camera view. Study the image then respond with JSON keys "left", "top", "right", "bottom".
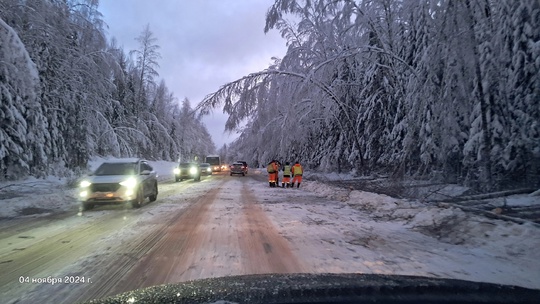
{"left": 0, "top": 177, "right": 214, "bottom": 304}
{"left": 83, "top": 180, "right": 226, "bottom": 299}
{"left": 45, "top": 174, "right": 303, "bottom": 302}
{"left": 90, "top": 176, "right": 304, "bottom": 299}
{"left": 238, "top": 183, "right": 306, "bottom": 274}
{"left": 0, "top": 211, "right": 138, "bottom": 302}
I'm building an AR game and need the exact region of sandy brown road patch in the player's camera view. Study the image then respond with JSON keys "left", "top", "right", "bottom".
{"left": 4, "top": 175, "right": 306, "bottom": 303}
{"left": 107, "top": 184, "right": 221, "bottom": 294}
{"left": 87, "top": 177, "right": 305, "bottom": 300}
{"left": 61, "top": 181, "right": 226, "bottom": 303}
{"left": 0, "top": 179, "right": 217, "bottom": 304}
{"left": 238, "top": 183, "right": 306, "bottom": 274}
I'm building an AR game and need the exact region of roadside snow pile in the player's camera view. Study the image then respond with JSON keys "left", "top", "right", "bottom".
{"left": 301, "top": 180, "right": 351, "bottom": 201}
{"left": 303, "top": 170, "right": 356, "bottom": 181}
{"left": 304, "top": 180, "right": 540, "bottom": 250}
{"left": 0, "top": 179, "right": 78, "bottom": 219}
{"left": 346, "top": 190, "right": 422, "bottom": 221}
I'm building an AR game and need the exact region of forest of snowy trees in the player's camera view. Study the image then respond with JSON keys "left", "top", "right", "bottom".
{"left": 202, "top": 0, "right": 540, "bottom": 190}
{"left": 1, "top": 0, "right": 539, "bottom": 190}
{"left": 0, "top": 0, "right": 215, "bottom": 180}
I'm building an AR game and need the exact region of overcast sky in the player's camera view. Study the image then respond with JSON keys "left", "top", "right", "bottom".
{"left": 98, "top": 0, "right": 287, "bottom": 149}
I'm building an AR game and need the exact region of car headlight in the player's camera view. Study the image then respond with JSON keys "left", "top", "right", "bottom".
{"left": 80, "top": 180, "right": 91, "bottom": 187}
{"left": 173, "top": 168, "right": 180, "bottom": 175}
{"left": 189, "top": 167, "right": 197, "bottom": 175}
{"left": 120, "top": 177, "right": 137, "bottom": 189}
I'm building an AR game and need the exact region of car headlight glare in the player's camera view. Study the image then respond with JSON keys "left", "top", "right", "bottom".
{"left": 120, "top": 177, "right": 137, "bottom": 189}
{"left": 189, "top": 167, "right": 197, "bottom": 175}
{"left": 173, "top": 168, "right": 180, "bottom": 174}
{"left": 80, "top": 180, "right": 91, "bottom": 187}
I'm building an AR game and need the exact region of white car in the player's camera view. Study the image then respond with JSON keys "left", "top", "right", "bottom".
{"left": 79, "top": 158, "right": 158, "bottom": 210}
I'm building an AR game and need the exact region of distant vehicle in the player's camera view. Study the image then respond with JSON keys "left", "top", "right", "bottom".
{"left": 206, "top": 155, "right": 221, "bottom": 172}
{"left": 236, "top": 161, "right": 248, "bottom": 174}
{"left": 229, "top": 162, "right": 247, "bottom": 176}
{"left": 174, "top": 162, "right": 201, "bottom": 182}
{"left": 199, "top": 163, "right": 212, "bottom": 176}
{"left": 79, "top": 158, "right": 158, "bottom": 210}
{"left": 220, "top": 163, "right": 229, "bottom": 171}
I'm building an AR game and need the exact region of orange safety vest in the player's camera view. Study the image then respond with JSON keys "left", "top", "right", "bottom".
{"left": 267, "top": 162, "right": 277, "bottom": 173}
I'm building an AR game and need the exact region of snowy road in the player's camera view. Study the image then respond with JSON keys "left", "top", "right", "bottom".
{"left": 0, "top": 171, "right": 539, "bottom": 303}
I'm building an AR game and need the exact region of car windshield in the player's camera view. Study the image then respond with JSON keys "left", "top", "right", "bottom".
{"left": 93, "top": 163, "right": 137, "bottom": 176}
{"left": 1, "top": 0, "right": 539, "bottom": 303}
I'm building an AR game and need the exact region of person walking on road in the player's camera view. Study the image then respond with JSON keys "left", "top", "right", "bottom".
{"left": 291, "top": 161, "right": 303, "bottom": 188}
{"left": 282, "top": 162, "right": 292, "bottom": 188}
{"left": 275, "top": 160, "right": 281, "bottom": 187}
{"left": 266, "top": 160, "right": 278, "bottom": 187}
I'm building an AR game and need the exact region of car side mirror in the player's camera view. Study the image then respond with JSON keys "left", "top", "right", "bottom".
{"left": 140, "top": 170, "right": 151, "bottom": 175}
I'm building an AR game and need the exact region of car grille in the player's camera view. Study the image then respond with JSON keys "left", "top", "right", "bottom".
{"left": 91, "top": 183, "right": 121, "bottom": 192}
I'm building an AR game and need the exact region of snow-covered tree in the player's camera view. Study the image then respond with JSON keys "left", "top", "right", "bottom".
{"left": 0, "top": 17, "right": 47, "bottom": 180}
{"left": 0, "top": 1, "right": 215, "bottom": 179}
{"left": 198, "top": 0, "right": 540, "bottom": 190}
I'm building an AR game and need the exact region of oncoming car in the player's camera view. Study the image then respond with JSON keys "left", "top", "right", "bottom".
{"left": 174, "top": 162, "right": 201, "bottom": 182}
{"left": 199, "top": 163, "right": 212, "bottom": 176}
{"left": 79, "top": 158, "right": 158, "bottom": 210}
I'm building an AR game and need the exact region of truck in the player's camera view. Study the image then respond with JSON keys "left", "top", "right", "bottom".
{"left": 205, "top": 155, "right": 221, "bottom": 172}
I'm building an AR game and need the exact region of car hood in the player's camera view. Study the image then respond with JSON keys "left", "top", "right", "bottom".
{"left": 85, "top": 175, "right": 135, "bottom": 184}
{"left": 83, "top": 273, "right": 539, "bottom": 303}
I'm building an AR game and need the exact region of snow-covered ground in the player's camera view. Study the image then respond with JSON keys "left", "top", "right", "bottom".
{"left": 1, "top": 163, "right": 539, "bottom": 299}
{"left": 247, "top": 176, "right": 540, "bottom": 288}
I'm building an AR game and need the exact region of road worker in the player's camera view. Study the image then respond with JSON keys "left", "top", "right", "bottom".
{"left": 275, "top": 160, "right": 281, "bottom": 187}
{"left": 266, "top": 160, "right": 278, "bottom": 187}
{"left": 291, "top": 161, "right": 303, "bottom": 188}
{"left": 282, "top": 162, "right": 292, "bottom": 188}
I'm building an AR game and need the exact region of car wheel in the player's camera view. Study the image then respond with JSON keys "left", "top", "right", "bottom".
{"left": 242, "top": 173, "right": 245, "bottom": 176}
{"left": 81, "top": 202, "right": 94, "bottom": 211}
{"left": 131, "top": 187, "right": 143, "bottom": 208}
{"left": 195, "top": 175, "right": 201, "bottom": 181}
{"left": 175, "top": 177, "right": 179, "bottom": 182}
{"left": 148, "top": 183, "right": 158, "bottom": 202}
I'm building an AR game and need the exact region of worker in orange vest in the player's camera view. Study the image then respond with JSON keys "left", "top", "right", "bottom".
{"left": 291, "top": 161, "right": 303, "bottom": 188}
{"left": 275, "top": 160, "right": 281, "bottom": 187}
{"left": 266, "top": 160, "right": 278, "bottom": 187}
